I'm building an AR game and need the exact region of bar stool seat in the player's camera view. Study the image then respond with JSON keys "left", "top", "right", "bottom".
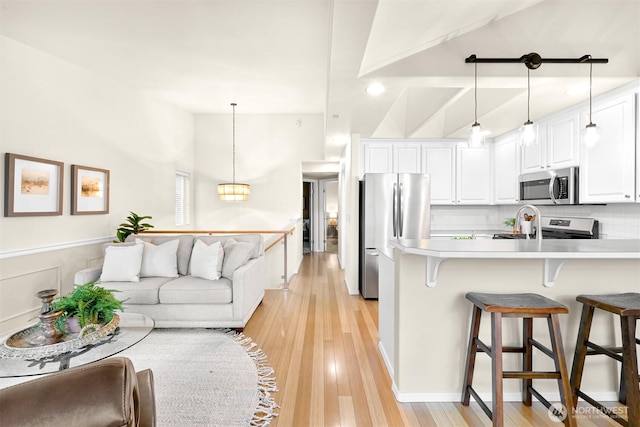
{"left": 462, "top": 292, "right": 575, "bottom": 427}
{"left": 570, "top": 293, "right": 640, "bottom": 426}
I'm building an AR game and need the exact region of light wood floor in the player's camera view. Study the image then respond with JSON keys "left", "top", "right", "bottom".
{"left": 244, "top": 253, "right": 624, "bottom": 427}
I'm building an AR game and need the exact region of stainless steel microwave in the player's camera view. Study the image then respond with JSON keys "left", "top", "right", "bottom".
{"left": 518, "top": 167, "right": 578, "bottom": 205}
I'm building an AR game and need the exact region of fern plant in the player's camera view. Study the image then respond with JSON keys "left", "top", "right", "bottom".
{"left": 51, "top": 282, "right": 124, "bottom": 333}
{"left": 115, "top": 211, "right": 154, "bottom": 243}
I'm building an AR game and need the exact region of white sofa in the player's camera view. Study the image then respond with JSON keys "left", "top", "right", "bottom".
{"left": 74, "top": 234, "right": 265, "bottom": 329}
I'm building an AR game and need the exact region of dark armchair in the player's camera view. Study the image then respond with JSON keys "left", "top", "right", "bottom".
{"left": 0, "top": 357, "right": 156, "bottom": 427}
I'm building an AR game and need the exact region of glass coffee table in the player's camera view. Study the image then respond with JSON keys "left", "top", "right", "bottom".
{"left": 0, "top": 312, "right": 154, "bottom": 378}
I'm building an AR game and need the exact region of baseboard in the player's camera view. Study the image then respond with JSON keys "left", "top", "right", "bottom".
{"left": 377, "top": 341, "right": 394, "bottom": 378}
{"left": 343, "top": 277, "right": 359, "bottom": 295}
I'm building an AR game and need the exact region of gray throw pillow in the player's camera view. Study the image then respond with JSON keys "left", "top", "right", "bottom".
{"left": 222, "top": 241, "right": 254, "bottom": 279}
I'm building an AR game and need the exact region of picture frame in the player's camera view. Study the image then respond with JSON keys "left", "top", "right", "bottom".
{"left": 71, "top": 165, "right": 110, "bottom": 215}
{"left": 4, "top": 153, "right": 64, "bottom": 217}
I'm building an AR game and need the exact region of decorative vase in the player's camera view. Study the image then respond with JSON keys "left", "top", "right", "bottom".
{"left": 36, "top": 289, "right": 58, "bottom": 314}
{"left": 39, "top": 310, "right": 63, "bottom": 344}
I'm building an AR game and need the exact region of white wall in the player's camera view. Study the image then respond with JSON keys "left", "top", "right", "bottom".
{"left": 0, "top": 36, "right": 195, "bottom": 252}
{"left": 193, "top": 113, "right": 324, "bottom": 230}
{"left": 0, "top": 36, "right": 194, "bottom": 332}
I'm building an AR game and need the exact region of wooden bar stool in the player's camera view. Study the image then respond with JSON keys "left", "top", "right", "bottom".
{"left": 570, "top": 293, "right": 640, "bottom": 426}
{"left": 461, "top": 292, "right": 576, "bottom": 427}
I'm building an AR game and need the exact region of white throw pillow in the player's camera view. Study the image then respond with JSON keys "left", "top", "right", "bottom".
{"left": 99, "top": 244, "right": 144, "bottom": 282}
{"left": 222, "top": 241, "right": 254, "bottom": 279}
{"left": 190, "top": 240, "right": 224, "bottom": 281}
{"left": 135, "top": 238, "right": 179, "bottom": 278}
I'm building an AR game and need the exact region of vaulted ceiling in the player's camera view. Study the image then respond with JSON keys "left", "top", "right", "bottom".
{"left": 2, "top": 0, "right": 639, "bottom": 161}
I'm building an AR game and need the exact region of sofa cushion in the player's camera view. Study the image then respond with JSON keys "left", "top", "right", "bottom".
{"left": 196, "top": 234, "right": 263, "bottom": 260}
{"left": 126, "top": 235, "right": 194, "bottom": 276}
{"left": 159, "top": 276, "right": 232, "bottom": 304}
{"left": 135, "top": 238, "right": 179, "bottom": 278}
{"left": 100, "top": 244, "right": 144, "bottom": 282}
{"left": 100, "top": 277, "right": 173, "bottom": 305}
{"left": 189, "top": 240, "right": 224, "bottom": 280}
{"left": 221, "top": 239, "right": 255, "bottom": 279}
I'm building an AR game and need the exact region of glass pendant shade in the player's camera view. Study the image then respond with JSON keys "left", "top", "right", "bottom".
{"left": 583, "top": 61, "right": 599, "bottom": 148}
{"left": 468, "top": 123, "right": 485, "bottom": 147}
{"left": 519, "top": 120, "right": 538, "bottom": 146}
{"left": 583, "top": 123, "right": 600, "bottom": 148}
{"left": 218, "top": 183, "right": 250, "bottom": 202}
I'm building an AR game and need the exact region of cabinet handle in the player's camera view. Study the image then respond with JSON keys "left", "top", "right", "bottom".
{"left": 624, "top": 195, "right": 631, "bottom": 199}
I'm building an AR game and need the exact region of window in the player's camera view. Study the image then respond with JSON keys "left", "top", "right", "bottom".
{"left": 175, "top": 171, "right": 191, "bottom": 226}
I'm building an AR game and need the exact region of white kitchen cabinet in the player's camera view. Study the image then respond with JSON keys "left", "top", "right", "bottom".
{"left": 493, "top": 133, "right": 519, "bottom": 204}
{"left": 456, "top": 145, "right": 492, "bottom": 204}
{"left": 521, "top": 112, "right": 580, "bottom": 173}
{"left": 421, "top": 145, "right": 455, "bottom": 204}
{"left": 580, "top": 93, "right": 636, "bottom": 204}
{"left": 393, "top": 142, "right": 421, "bottom": 173}
{"left": 363, "top": 142, "right": 393, "bottom": 173}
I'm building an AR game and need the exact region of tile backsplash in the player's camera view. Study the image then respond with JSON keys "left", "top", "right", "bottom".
{"left": 431, "top": 204, "right": 640, "bottom": 239}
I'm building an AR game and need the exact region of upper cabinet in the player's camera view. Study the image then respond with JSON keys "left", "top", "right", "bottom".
{"left": 363, "top": 141, "right": 421, "bottom": 173}
{"left": 421, "top": 146, "right": 455, "bottom": 204}
{"left": 393, "top": 142, "right": 422, "bottom": 173}
{"left": 521, "top": 112, "right": 580, "bottom": 173}
{"left": 363, "top": 142, "right": 393, "bottom": 173}
{"left": 362, "top": 140, "right": 492, "bottom": 205}
{"left": 456, "top": 145, "right": 492, "bottom": 204}
{"left": 493, "top": 133, "right": 520, "bottom": 204}
{"left": 580, "top": 93, "right": 636, "bottom": 204}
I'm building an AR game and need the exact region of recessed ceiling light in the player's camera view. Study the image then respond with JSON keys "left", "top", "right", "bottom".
{"left": 366, "top": 82, "right": 385, "bottom": 96}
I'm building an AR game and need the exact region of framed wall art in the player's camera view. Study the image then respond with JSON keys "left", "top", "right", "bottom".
{"left": 71, "top": 165, "right": 110, "bottom": 215}
{"left": 4, "top": 153, "right": 64, "bottom": 217}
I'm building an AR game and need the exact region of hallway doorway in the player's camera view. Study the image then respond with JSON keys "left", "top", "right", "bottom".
{"left": 324, "top": 179, "right": 338, "bottom": 254}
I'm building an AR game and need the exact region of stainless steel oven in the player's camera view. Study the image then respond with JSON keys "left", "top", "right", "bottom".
{"left": 518, "top": 167, "right": 578, "bottom": 205}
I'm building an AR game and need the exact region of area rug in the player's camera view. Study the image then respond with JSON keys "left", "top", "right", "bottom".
{"left": 117, "top": 329, "right": 278, "bottom": 426}
{"left": 0, "top": 329, "right": 278, "bottom": 426}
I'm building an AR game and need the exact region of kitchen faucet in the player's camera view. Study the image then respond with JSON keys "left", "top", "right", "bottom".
{"left": 515, "top": 204, "right": 542, "bottom": 243}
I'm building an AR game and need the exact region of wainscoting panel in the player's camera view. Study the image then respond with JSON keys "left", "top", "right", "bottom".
{"left": 0, "top": 266, "right": 60, "bottom": 332}
{"left": 0, "top": 242, "right": 104, "bottom": 334}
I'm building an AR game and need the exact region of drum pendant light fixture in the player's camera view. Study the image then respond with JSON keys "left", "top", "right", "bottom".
{"left": 583, "top": 59, "right": 600, "bottom": 148}
{"left": 218, "top": 103, "right": 250, "bottom": 202}
{"left": 468, "top": 60, "right": 485, "bottom": 147}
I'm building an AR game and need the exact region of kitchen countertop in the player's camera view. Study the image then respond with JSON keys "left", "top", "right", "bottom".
{"left": 391, "top": 238, "right": 640, "bottom": 258}
{"left": 390, "top": 238, "right": 640, "bottom": 287}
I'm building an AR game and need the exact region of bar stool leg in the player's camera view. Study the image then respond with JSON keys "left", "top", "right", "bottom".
{"left": 522, "top": 317, "right": 533, "bottom": 406}
{"left": 491, "top": 312, "right": 504, "bottom": 427}
{"left": 548, "top": 314, "right": 576, "bottom": 427}
{"left": 462, "top": 306, "right": 482, "bottom": 405}
{"left": 570, "top": 304, "right": 595, "bottom": 409}
{"left": 620, "top": 316, "right": 639, "bottom": 425}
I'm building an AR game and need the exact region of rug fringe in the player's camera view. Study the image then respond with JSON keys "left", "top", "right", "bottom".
{"left": 226, "top": 330, "right": 279, "bottom": 426}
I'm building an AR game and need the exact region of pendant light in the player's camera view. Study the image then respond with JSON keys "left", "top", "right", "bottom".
{"left": 519, "top": 68, "right": 538, "bottom": 146}
{"left": 468, "top": 60, "right": 485, "bottom": 147}
{"left": 583, "top": 59, "right": 599, "bottom": 148}
{"left": 217, "top": 103, "right": 250, "bottom": 202}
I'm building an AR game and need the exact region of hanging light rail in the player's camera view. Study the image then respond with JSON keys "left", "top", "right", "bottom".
{"left": 465, "top": 53, "right": 608, "bottom": 69}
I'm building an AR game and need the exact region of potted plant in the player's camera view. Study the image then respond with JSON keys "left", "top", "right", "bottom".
{"left": 51, "top": 282, "right": 125, "bottom": 334}
{"left": 503, "top": 217, "right": 517, "bottom": 233}
{"left": 114, "top": 211, "right": 154, "bottom": 243}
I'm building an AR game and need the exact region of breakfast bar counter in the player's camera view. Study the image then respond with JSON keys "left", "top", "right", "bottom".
{"left": 379, "top": 239, "right": 640, "bottom": 403}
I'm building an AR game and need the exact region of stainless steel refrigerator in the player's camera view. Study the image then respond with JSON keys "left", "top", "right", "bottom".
{"left": 359, "top": 173, "right": 431, "bottom": 299}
